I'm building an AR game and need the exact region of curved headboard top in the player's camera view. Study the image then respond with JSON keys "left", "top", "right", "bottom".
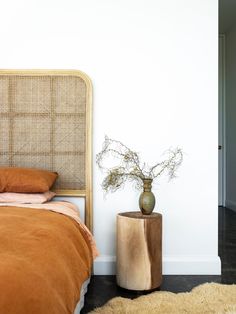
{"left": 0, "top": 69, "right": 93, "bottom": 230}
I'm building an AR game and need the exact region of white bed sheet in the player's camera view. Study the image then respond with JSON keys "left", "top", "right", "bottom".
{"left": 74, "top": 277, "right": 91, "bottom": 314}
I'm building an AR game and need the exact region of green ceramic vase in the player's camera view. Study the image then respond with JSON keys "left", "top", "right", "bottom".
{"left": 139, "top": 178, "right": 156, "bottom": 215}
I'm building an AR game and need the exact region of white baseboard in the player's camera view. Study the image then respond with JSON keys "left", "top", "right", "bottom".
{"left": 94, "top": 254, "right": 221, "bottom": 275}
{"left": 93, "top": 255, "right": 116, "bottom": 275}
{"left": 225, "top": 199, "right": 236, "bottom": 212}
{"left": 162, "top": 255, "right": 221, "bottom": 275}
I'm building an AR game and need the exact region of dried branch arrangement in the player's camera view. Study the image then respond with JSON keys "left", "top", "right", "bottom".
{"left": 96, "top": 136, "right": 183, "bottom": 193}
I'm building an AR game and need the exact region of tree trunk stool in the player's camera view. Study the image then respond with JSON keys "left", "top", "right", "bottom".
{"left": 116, "top": 211, "right": 162, "bottom": 290}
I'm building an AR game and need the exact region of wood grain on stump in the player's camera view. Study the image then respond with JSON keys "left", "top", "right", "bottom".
{"left": 116, "top": 212, "right": 162, "bottom": 290}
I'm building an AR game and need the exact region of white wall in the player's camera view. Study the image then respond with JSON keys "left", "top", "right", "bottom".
{"left": 225, "top": 24, "right": 236, "bottom": 211}
{"left": 0, "top": 0, "right": 220, "bottom": 274}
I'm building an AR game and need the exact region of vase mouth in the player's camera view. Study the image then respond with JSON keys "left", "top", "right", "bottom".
{"left": 142, "top": 178, "right": 153, "bottom": 192}
{"left": 142, "top": 178, "right": 153, "bottom": 182}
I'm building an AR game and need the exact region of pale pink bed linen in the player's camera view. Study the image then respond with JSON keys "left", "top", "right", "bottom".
{"left": 0, "top": 191, "right": 56, "bottom": 204}
{"left": 0, "top": 201, "right": 98, "bottom": 259}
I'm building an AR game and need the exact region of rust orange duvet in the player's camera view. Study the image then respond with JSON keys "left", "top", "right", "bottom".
{"left": 0, "top": 202, "right": 97, "bottom": 314}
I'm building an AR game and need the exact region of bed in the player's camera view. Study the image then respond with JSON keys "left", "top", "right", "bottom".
{"left": 0, "top": 70, "right": 95, "bottom": 314}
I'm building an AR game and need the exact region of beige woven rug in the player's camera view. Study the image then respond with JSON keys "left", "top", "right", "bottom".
{"left": 89, "top": 283, "right": 236, "bottom": 314}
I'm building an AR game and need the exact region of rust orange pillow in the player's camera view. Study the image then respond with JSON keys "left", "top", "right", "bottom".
{"left": 0, "top": 167, "right": 58, "bottom": 193}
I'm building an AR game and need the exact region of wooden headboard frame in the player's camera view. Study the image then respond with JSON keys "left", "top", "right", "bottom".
{"left": 0, "top": 69, "right": 93, "bottom": 231}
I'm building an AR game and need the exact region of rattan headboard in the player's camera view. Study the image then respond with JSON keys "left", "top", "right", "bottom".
{"left": 0, "top": 70, "right": 93, "bottom": 230}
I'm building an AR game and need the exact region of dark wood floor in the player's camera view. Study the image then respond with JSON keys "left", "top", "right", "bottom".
{"left": 81, "top": 207, "right": 236, "bottom": 313}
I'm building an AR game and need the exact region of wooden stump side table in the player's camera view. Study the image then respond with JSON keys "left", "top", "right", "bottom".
{"left": 116, "top": 211, "right": 162, "bottom": 290}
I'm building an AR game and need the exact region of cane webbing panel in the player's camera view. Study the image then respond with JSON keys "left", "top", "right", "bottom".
{"left": 0, "top": 73, "right": 89, "bottom": 192}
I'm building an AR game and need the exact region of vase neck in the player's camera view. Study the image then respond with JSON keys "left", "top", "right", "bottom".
{"left": 142, "top": 179, "right": 153, "bottom": 192}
